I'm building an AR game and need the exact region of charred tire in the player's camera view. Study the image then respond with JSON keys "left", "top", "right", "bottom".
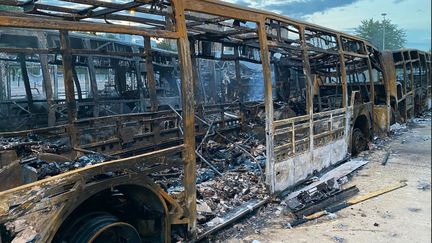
{"left": 59, "top": 212, "right": 141, "bottom": 243}
{"left": 352, "top": 128, "right": 367, "bottom": 155}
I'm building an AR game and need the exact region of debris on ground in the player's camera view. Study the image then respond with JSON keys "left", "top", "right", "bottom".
{"left": 412, "top": 111, "right": 432, "bottom": 124}
{"left": 390, "top": 123, "right": 407, "bottom": 133}
{"left": 152, "top": 126, "right": 269, "bottom": 233}
{"left": 408, "top": 208, "right": 422, "bottom": 213}
{"left": 381, "top": 211, "right": 393, "bottom": 219}
{"left": 196, "top": 172, "right": 267, "bottom": 229}
{"left": 283, "top": 158, "right": 369, "bottom": 202}
{"left": 381, "top": 151, "right": 391, "bottom": 166}
{"left": 336, "top": 223, "right": 348, "bottom": 229}
{"left": 326, "top": 213, "right": 338, "bottom": 220}
{"left": 416, "top": 181, "right": 431, "bottom": 191}
{"left": 212, "top": 111, "right": 431, "bottom": 241}
{"left": 331, "top": 236, "right": 346, "bottom": 243}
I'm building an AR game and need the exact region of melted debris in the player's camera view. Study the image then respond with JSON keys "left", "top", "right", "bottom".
{"left": 23, "top": 153, "right": 110, "bottom": 180}
{"left": 0, "top": 134, "right": 111, "bottom": 180}
{"left": 151, "top": 130, "right": 268, "bottom": 233}
{"left": 195, "top": 132, "right": 268, "bottom": 233}
{"left": 0, "top": 134, "right": 69, "bottom": 155}
{"left": 196, "top": 172, "right": 267, "bottom": 231}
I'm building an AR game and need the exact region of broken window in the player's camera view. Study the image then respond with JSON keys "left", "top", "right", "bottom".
{"left": 308, "top": 45, "right": 344, "bottom": 111}
{"left": 339, "top": 37, "right": 372, "bottom": 104}
{"left": 307, "top": 31, "right": 346, "bottom": 149}
{"left": 0, "top": 29, "right": 62, "bottom": 130}
{"left": 265, "top": 19, "right": 310, "bottom": 159}
{"left": 344, "top": 55, "right": 372, "bottom": 104}
{"left": 341, "top": 36, "right": 367, "bottom": 54}
{"left": 367, "top": 46, "right": 386, "bottom": 105}
{"left": 410, "top": 51, "right": 422, "bottom": 89}
{"left": 305, "top": 28, "right": 338, "bottom": 52}
{"left": 0, "top": 0, "right": 181, "bottom": 130}
{"left": 395, "top": 64, "right": 405, "bottom": 99}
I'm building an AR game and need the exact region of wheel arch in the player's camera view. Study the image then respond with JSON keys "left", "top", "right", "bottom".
{"left": 353, "top": 114, "right": 371, "bottom": 139}
{"left": 349, "top": 110, "right": 372, "bottom": 154}
{"left": 50, "top": 178, "right": 171, "bottom": 243}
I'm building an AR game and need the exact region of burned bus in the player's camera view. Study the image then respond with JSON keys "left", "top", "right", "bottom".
{"left": 0, "top": 0, "right": 427, "bottom": 242}
{"left": 380, "top": 49, "right": 431, "bottom": 126}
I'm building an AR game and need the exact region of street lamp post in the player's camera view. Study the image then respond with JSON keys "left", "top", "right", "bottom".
{"left": 382, "top": 13, "right": 387, "bottom": 50}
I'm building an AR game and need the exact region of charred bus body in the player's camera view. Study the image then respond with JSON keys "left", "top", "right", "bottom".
{"left": 0, "top": 29, "right": 181, "bottom": 131}
{"left": 0, "top": 0, "right": 430, "bottom": 242}
{"left": 381, "top": 49, "right": 431, "bottom": 124}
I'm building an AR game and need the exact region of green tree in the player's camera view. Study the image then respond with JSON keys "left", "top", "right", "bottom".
{"left": 156, "top": 39, "right": 176, "bottom": 51}
{"left": 355, "top": 18, "right": 407, "bottom": 51}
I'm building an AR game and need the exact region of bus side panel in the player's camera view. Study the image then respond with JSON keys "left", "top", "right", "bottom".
{"left": 273, "top": 108, "right": 350, "bottom": 192}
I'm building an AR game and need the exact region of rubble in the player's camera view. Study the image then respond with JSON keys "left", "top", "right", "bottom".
{"left": 194, "top": 130, "right": 268, "bottom": 230}
{"left": 23, "top": 153, "right": 110, "bottom": 180}
{"left": 196, "top": 172, "right": 267, "bottom": 232}
{"left": 331, "top": 236, "right": 345, "bottom": 243}
{"left": 0, "top": 135, "right": 111, "bottom": 180}
{"left": 416, "top": 181, "right": 431, "bottom": 191}
{"left": 408, "top": 208, "right": 422, "bottom": 213}
{"left": 412, "top": 111, "right": 432, "bottom": 124}
{"left": 0, "top": 135, "right": 70, "bottom": 156}
{"left": 150, "top": 126, "right": 269, "bottom": 233}
{"left": 390, "top": 123, "right": 407, "bottom": 133}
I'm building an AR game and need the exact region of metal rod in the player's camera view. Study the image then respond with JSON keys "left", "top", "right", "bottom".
{"left": 195, "top": 151, "right": 223, "bottom": 177}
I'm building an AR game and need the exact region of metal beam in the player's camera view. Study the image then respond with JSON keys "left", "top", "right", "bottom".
{"left": 59, "top": 30, "right": 77, "bottom": 123}
{"left": 37, "top": 32, "right": 56, "bottom": 127}
{"left": 257, "top": 17, "right": 275, "bottom": 192}
{"left": 172, "top": 0, "right": 197, "bottom": 232}
{"left": 0, "top": 13, "right": 179, "bottom": 39}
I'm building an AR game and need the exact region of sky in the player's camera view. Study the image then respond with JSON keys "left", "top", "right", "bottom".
{"left": 22, "top": 0, "right": 432, "bottom": 51}
{"left": 222, "top": 0, "right": 431, "bottom": 51}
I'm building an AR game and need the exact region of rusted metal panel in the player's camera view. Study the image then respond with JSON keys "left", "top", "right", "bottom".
{"left": 172, "top": 0, "right": 197, "bottom": 232}
{"left": 373, "top": 106, "right": 388, "bottom": 133}
{"left": 257, "top": 16, "right": 276, "bottom": 192}
{"left": 0, "top": 14, "right": 179, "bottom": 39}
{"left": 59, "top": 31, "right": 77, "bottom": 124}
{"left": 36, "top": 32, "right": 56, "bottom": 127}
{"left": 382, "top": 52, "right": 399, "bottom": 101}
{"left": 336, "top": 35, "right": 349, "bottom": 109}
{"left": 184, "top": 0, "right": 259, "bottom": 22}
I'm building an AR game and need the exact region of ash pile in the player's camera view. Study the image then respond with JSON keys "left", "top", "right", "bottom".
{"left": 0, "top": 134, "right": 111, "bottom": 182}
{"left": 196, "top": 132, "right": 268, "bottom": 233}
{"left": 153, "top": 129, "right": 268, "bottom": 233}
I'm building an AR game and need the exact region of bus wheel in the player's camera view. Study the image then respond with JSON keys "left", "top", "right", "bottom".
{"left": 63, "top": 212, "right": 141, "bottom": 243}
{"left": 352, "top": 128, "right": 367, "bottom": 155}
